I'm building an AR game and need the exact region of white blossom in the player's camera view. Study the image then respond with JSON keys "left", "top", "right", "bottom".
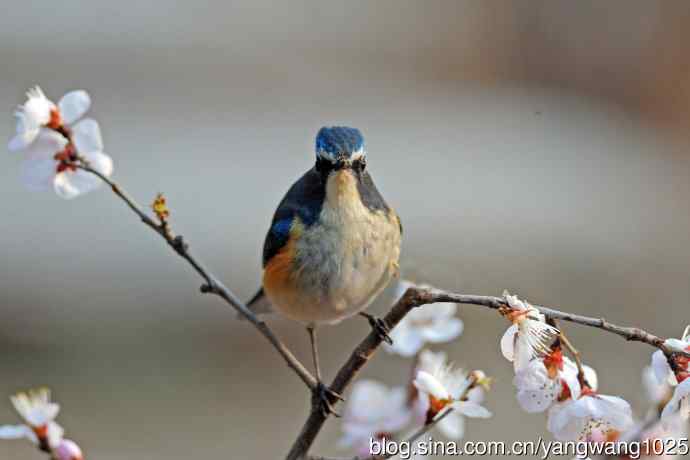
{"left": 8, "top": 87, "right": 56, "bottom": 151}
{"left": 500, "top": 293, "right": 559, "bottom": 372}
{"left": 8, "top": 87, "right": 90, "bottom": 152}
{"left": 513, "top": 355, "right": 582, "bottom": 413}
{"left": 54, "top": 438, "right": 84, "bottom": 460}
{"left": 661, "top": 377, "right": 690, "bottom": 421}
{"left": 385, "top": 280, "right": 463, "bottom": 357}
{"left": 413, "top": 364, "right": 491, "bottom": 440}
{"left": 651, "top": 326, "right": 690, "bottom": 386}
{"left": 0, "top": 388, "right": 64, "bottom": 448}
{"left": 339, "top": 380, "right": 412, "bottom": 455}
{"left": 547, "top": 392, "right": 633, "bottom": 441}
{"left": 9, "top": 87, "right": 112, "bottom": 199}
{"left": 642, "top": 365, "right": 672, "bottom": 406}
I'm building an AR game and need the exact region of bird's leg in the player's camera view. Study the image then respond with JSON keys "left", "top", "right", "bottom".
{"left": 359, "top": 312, "right": 393, "bottom": 345}
{"left": 306, "top": 325, "right": 344, "bottom": 417}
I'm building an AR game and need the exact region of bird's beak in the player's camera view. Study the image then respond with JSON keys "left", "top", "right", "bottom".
{"left": 333, "top": 155, "right": 353, "bottom": 170}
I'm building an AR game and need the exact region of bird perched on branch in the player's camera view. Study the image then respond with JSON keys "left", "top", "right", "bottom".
{"left": 247, "top": 126, "right": 402, "bottom": 415}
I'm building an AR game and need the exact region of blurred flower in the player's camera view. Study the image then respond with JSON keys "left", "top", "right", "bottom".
{"left": 8, "top": 87, "right": 90, "bottom": 152}
{"left": 661, "top": 376, "right": 690, "bottom": 421}
{"left": 385, "top": 280, "right": 464, "bottom": 357}
{"left": 417, "top": 349, "right": 448, "bottom": 375}
{"left": 54, "top": 438, "right": 84, "bottom": 460}
{"left": 629, "top": 412, "right": 688, "bottom": 459}
{"left": 500, "top": 292, "right": 559, "bottom": 372}
{"left": 339, "top": 380, "right": 412, "bottom": 456}
{"left": 410, "top": 349, "right": 448, "bottom": 424}
{"left": 642, "top": 365, "right": 672, "bottom": 406}
{"left": 651, "top": 326, "right": 690, "bottom": 386}
{"left": 0, "top": 388, "right": 64, "bottom": 449}
{"left": 413, "top": 363, "right": 492, "bottom": 440}
{"left": 513, "top": 350, "right": 583, "bottom": 413}
{"left": 8, "top": 87, "right": 56, "bottom": 151}
{"left": 9, "top": 86, "right": 112, "bottom": 199}
{"left": 547, "top": 390, "right": 633, "bottom": 441}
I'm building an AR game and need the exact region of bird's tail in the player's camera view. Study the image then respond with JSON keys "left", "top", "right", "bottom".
{"left": 237, "top": 287, "right": 274, "bottom": 320}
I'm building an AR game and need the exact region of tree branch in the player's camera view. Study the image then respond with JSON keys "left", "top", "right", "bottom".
{"left": 77, "top": 163, "right": 318, "bottom": 391}
{"left": 75, "top": 158, "right": 686, "bottom": 460}
{"left": 288, "top": 287, "right": 689, "bottom": 460}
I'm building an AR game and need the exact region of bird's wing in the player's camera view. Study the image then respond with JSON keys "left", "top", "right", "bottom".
{"left": 262, "top": 168, "right": 325, "bottom": 266}
{"left": 242, "top": 168, "right": 325, "bottom": 321}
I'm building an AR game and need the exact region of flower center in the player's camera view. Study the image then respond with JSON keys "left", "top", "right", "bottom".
{"left": 544, "top": 348, "right": 564, "bottom": 378}
{"left": 426, "top": 395, "right": 452, "bottom": 423}
{"left": 54, "top": 144, "right": 78, "bottom": 173}
{"left": 32, "top": 425, "right": 50, "bottom": 453}
{"left": 47, "top": 109, "right": 63, "bottom": 130}
{"left": 580, "top": 418, "right": 619, "bottom": 443}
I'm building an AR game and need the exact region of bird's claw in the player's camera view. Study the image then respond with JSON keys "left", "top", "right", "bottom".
{"left": 313, "top": 382, "right": 344, "bottom": 417}
{"left": 366, "top": 315, "right": 393, "bottom": 345}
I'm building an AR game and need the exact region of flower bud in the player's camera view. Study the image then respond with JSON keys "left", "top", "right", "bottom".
{"left": 54, "top": 439, "right": 83, "bottom": 460}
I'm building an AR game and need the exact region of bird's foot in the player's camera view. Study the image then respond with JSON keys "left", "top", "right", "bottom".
{"left": 360, "top": 312, "right": 393, "bottom": 345}
{"left": 313, "top": 382, "right": 344, "bottom": 417}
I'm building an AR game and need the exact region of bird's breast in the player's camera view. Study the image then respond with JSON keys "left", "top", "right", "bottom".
{"left": 264, "top": 170, "right": 401, "bottom": 325}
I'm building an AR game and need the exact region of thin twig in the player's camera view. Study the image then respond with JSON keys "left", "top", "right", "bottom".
{"left": 76, "top": 163, "right": 318, "bottom": 391}
{"left": 552, "top": 320, "right": 588, "bottom": 387}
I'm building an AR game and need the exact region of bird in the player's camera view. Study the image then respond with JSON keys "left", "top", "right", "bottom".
{"left": 247, "top": 126, "right": 402, "bottom": 415}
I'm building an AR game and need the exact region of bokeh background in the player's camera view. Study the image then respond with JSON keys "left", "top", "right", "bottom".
{"left": 2, "top": 1, "right": 690, "bottom": 458}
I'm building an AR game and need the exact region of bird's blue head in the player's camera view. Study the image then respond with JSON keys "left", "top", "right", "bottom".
{"left": 315, "top": 126, "right": 365, "bottom": 170}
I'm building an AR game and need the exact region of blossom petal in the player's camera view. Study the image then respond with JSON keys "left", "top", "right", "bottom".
{"left": 547, "top": 401, "right": 574, "bottom": 435}
{"left": 582, "top": 365, "right": 598, "bottom": 392}
{"left": 21, "top": 156, "right": 58, "bottom": 191}
{"left": 386, "top": 326, "right": 424, "bottom": 357}
{"left": 662, "top": 378, "right": 690, "bottom": 419}
{"left": 0, "top": 424, "right": 32, "bottom": 440}
{"left": 72, "top": 118, "right": 103, "bottom": 154}
{"left": 54, "top": 439, "right": 83, "bottom": 460}
{"left": 54, "top": 169, "right": 103, "bottom": 199}
{"left": 454, "top": 401, "right": 492, "bottom": 418}
{"left": 19, "top": 130, "right": 67, "bottom": 191}
{"left": 45, "top": 421, "right": 65, "bottom": 448}
{"left": 500, "top": 324, "right": 518, "bottom": 361}
{"left": 421, "top": 317, "right": 464, "bottom": 343}
{"left": 58, "top": 90, "right": 91, "bottom": 125}
{"left": 82, "top": 150, "right": 113, "bottom": 177}
{"left": 436, "top": 411, "right": 464, "bottom": 440}
{"left": 514, "top": 361, "right": 561, "bottom": 413}
{"left": 8, "top": 129, "right": 40, "bottom": 152}
{"left": 561, "top": 366, "right": 582, "bottom": 401}
{"left": 413, "top": 371, "right": 449, "bottom": 400}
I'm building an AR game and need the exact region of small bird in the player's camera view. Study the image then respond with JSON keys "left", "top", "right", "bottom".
{"left": 247, "top": 126, "right": 402, "bottom": 414}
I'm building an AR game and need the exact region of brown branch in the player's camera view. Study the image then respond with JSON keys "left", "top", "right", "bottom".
{"left": 289, "top": 287, "right": 688, "bottom": 460}
{"left": 70, "top": 152, "right": 684, "bottom": 460}
{"left": 76, "top": 163, "right": 318, "bottom": 391}
{"left": 305, "top": 409, "right": 455, "bottom": 460}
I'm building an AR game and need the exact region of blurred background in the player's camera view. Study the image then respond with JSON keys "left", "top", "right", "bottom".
{"left": 2, "top": 1, "right": 690, "bottom": 458}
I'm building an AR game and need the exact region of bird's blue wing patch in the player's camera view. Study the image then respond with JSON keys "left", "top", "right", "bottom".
{"left": 272, "top": 218, "right": 293, "bottom": 239}
{"left": 262, "top": 216, "right": 294, "bottom": 266}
